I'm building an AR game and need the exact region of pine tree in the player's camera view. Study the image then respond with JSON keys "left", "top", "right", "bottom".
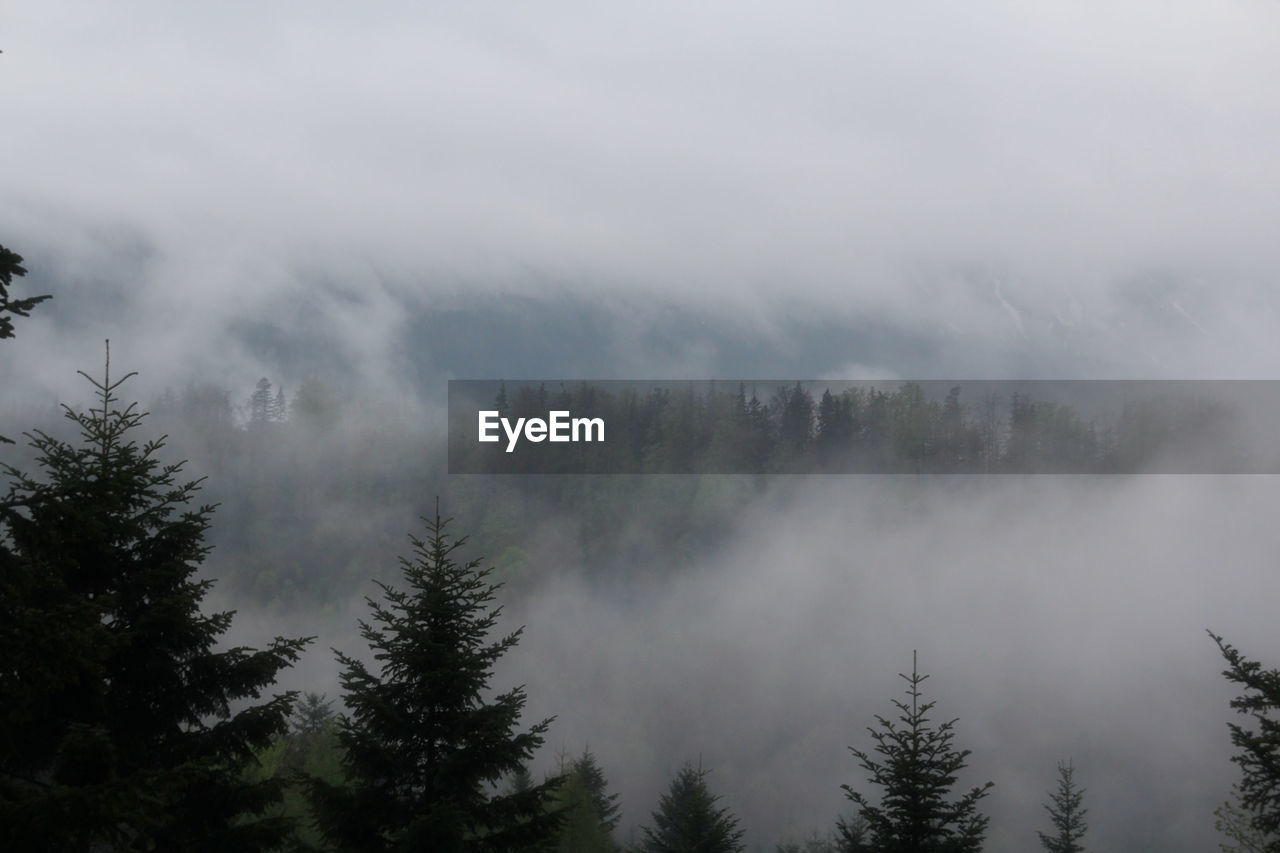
{"left": 549, "top": 748, "right": 622, "bottom": 853}
{"left": 1217, "top": 783, "right": 1279, "bottom": 853}
{"left": 572, "top": 747, "right": 622, "bottom": 834}
{"left": 552, "top": 764, "right": 618, "bottom": 853}
{"left": 508, "top": 766, "right": 536, "bottom": 795}
{"left": 308, "top": 508, "right": 564, "bottom": 851}
{"left": 249, "top": 377, "right": 274, "bottom": 425}
{"left": 0, "top": 243, "right": 49, "bottom": 343}
{"left": 1, "top": 243, "right": 50, "bottom": 444}
{"left": 1038, "top": 760, "right": 1088, "bottom": 853}
{"left": 1210, "top": 631, "right": 1280, "bottom": 850}
{"left": 271, "top": 386, "right": 288, "bottom": 423}
{"left": 841, "top": 652, "right": 993, "bottom": 853}
{"left": 0, "top": 347, "right": 311, "bottom": 850}
{"left": 638, "top": 762, "right": 745, "bottom": 853}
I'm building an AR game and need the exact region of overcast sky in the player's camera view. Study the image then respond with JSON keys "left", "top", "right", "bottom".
{"left": 5, "top": 1, "right": 1280, "bottom": 392}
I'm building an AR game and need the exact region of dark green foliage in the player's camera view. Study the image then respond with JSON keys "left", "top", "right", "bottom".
{"left": 1, "top": 242, "right": 50, "bottom": 444}
{"left": 1038, "top": 760, "right": 1088, "bottom": 853}
{"left": 1217, "top": 783, "right": 1279, "bottom": 853}
{"left": 552, "top": 763, "right": 618, "bottom": 853}
{"left": 286, "top": 692, "right": 336, "bottom": 771}
{"left": 1211, "top": 631, "right": 1280, "bottom": 851}
{"left": 0, "top": 351, "right": 311, "bottom": 850}
{"left": 0, "top": 243, "right": 49, "bottom": 343}
{"left": 245, "top": 691, "right": 345, "bottom": 852}
{"left": 638, "top": 762, "right": 745, "bottom": 853}
{"left": 572, "top": 748, "right": 621, "bottom": 834}
{"left": 842, "top": 653, "right": 993, "bottom": 853}
{"left": 549, "top": 747, "right": 622, "bottom": 852}
{"left": 308, "top": 509, "right": 564, "bottom": 851}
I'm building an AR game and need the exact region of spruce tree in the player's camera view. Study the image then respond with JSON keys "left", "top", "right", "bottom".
{"left": 308, "top": 508, "right": 563, "bottom": 851}
{"left": 249, "top": 377, "right": 274, "bottom": 425}
{"left": 841, "top": 652, "right": 993, "bottom": 853}
{"left": 0, "top": 242, "right": 49, "bottom": 344}
{"left": 0, "top": 348, "right": 310, "bottom": 850}
{"left": 572, "top": 747, "right": 622, "bottom": 835}
{"left": 638, "top": 761, "right": 745, "bottom": 853}
{"left": 1210, "top": 631, "right": 1280, "bottom": 849}
{"left": 550, "top": 748, "right": 622, "bottom": 853}
{"left": 552, "top": 767, "right": 618, "bottom": 853}
{"left": 1038, "top": 760, "right": 1088, "bottom": 853}
{"left": 1217, "top": 783, "right": 1280, "bottom": 853}
{"left": 1, "top": 242, "right": 50, "bottom": 444}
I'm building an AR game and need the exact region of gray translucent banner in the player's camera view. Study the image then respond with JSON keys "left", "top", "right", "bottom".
{"left": 448, "top": 380, "right": 1280, "bottom": 474}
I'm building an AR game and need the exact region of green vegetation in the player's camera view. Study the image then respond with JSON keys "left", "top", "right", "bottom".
{"left": 637, "top": 762, "right": 745, "bottom": 853}
{"left": 1211, "top": 632, "right": 1280, "bottom": 853}
{"left": 306, "top": 510, "right": 564, "bottom": 851}
{"left": 1038, "top": 760, "right": 1088, "bottom": 853}
{"left": 841, "top": 652, "right": 993, "bottom": 853}
{"left": 0, "top": 351, "right": 310, "bottom": 849}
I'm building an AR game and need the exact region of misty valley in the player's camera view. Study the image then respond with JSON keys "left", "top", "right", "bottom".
{"left": 7, "top": 2, "right": 1280, "bottom": 848}
{"left": 4, "top": 333, "right": 1279, "bottom": 851}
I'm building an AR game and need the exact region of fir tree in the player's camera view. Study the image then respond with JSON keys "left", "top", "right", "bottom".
{"left": 508, "top": 766, "right": 536, "bottom": 795}
{"left": 249, "top": 377, "right": 274, "bottom": 425}
{"left": 308, "top": 507, "right": 564, "bottom": 851}
{"left": 638, "top": 762, "right": 745, "bottom": 853}
{"left": 552, "top": 764, "right": 618, "bottom": 853}
{"left": 1218, "top": 783, "right": 1280, "bottom": 853}
{"left": 1210, "top": 631, "right": 1280, "bottom": 849}
{"left": 572, "top": 747, "right": 622, "bottom": 835}
{"left": 842, "top": 652, "right": 993, "bottom": 853}
{"left": 0, "top": 347, "right": 311, "bottom": 850}
{"left": 0, "top": 242, "right": 49, "bottom": 344}
{"left": 1038, "top": 760, "right": 1088, "bottom": 853}
{"left": 549, "top": 747, "right": 622, "bottom": 853}
{"left": 271, "top": 386, "right": 288, "bottom": 423}
{"left": 1, "top": 243, "right": 50, "bottom": 444}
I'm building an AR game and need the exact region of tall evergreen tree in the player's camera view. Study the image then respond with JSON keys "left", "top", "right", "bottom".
{"left": 0, "top": 243, "right": 49, "bottom": 344}
{"left": 638, "top": 762, "right": 745, "bottom": 853}
{"left": 271, "top": 386, "right": 288, "bottom": 423}
{"left": 248, "top": 377, "right": 274, "bottom": 425}
{"left": 0, "top": 348, "right": 310, "bottom": 850}
{"left": 572, "top": 747, "right": 622, "bottom": 834}
{"left": 308, "top": 508, "right": 564, "bottom": 851}
{"left": 548, "top": 747, "right": 622, "bottom": 853}
{"left": 1038, "top": 760, "right": 1088, "bottom": 853}
{"left": 842, "top": 652, "right": 993, "bottom": 853}
{"left": 552, "top": 764, "right": 617, "bottom": 853}
{"left": 1, "top": 243, "right": 50, "bottom": 444}
{"left": 1210, "top": 631, "right": 1280, "bottom": 850}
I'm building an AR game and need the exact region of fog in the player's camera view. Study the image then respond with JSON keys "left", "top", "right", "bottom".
{"left": 4, "top": 2, "right": 1280, "bottom": 850}
{"left": 496, "top": 475, "right": 1275, "bottom": 850}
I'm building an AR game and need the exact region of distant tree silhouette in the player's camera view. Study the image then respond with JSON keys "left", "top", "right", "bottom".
{"left": 842, "top": 652, "right": 992, "bottom": 853}
{"left": 1038, "top": 760, "right": 1088, "bottom": 853}
{"left": 638, "top": 761, "right": 745, "bottom": 853}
